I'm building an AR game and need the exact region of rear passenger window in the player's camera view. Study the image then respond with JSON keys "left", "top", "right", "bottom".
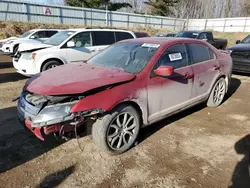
{"left": 46, "top": 31, "right": 58, "bottom": 38}
{"left": 92, "top": 31, "right": 115, "bottom": 46}
{"left": 155, "top": 44, "right": 189, "bottom": 69}
{"left": 115, "top": 32, "right": 134, "bottom": 41}
{"left": 189, "top": 44, "right": 211, "bottom": 64}
{"left": 209, "top": 49, "right": 216, "bottom": 59}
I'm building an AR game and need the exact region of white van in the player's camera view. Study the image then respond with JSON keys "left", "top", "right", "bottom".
{"left": 2, "top": 29, "right": 61, "bottom": 55}
{"left": 13, "top": 29, "right": 138, "bottom": 76}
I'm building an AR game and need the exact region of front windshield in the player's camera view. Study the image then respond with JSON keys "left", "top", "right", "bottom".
{"left": 88, "top": 42, "right": 160, "bottom": 74}
{"left": 43, "top": 30, "right": 75, "bottom": 46}
{"left": 19, "top": 31, "right": 32, "bottom": 38}
{"left": 241, "top": 35, "right": 250, "bottom": 44}
{"left": 176, "top": 32, "right": 198, "bottom": 38}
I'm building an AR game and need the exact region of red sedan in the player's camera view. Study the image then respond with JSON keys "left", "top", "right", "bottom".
{"left": 17, "top": 37, "right": 232, "bottom": 154}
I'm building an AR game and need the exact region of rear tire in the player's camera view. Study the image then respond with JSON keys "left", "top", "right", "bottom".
{"left": 92, "top": 104, "right": 140, "bottom": 155}
{"left": 41, "top": 60, "right": 62, "bottom": 72}
{"left": 207, "top": 77, "right": 226, "bottom": 107}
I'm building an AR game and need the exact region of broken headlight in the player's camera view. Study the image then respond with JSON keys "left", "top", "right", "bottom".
{"left": 31, "top": 101, "right": 77, "bottom": 127}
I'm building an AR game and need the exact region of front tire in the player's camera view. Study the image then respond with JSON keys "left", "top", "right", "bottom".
{"left": 13, "top": 45, "right": 19, "bottom": 55}
{"left": 207, "top": 77, "right": 226, "bottom": 107}
{"left": 92, "top": 104, "right": 140, "bottom": 154}
{"left": 41, "top": 60, "right": 62, "bottom": 72}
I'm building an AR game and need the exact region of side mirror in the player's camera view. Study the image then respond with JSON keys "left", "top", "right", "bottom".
{"left": 236, "top": 40, "right": 241, "bottom": 44}
{"left": 30, "top": 36, "right": 36, "bottom": 39}
{"left": 154, "top": 66, "right": 174, "bottom": 77}
{"left": 67, "top": 41, "right": 75, "bottom": 48}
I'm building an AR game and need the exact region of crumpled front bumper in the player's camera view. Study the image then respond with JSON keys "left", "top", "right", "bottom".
{"left": 17, "top": 94, "right": 76, "bottom": 141}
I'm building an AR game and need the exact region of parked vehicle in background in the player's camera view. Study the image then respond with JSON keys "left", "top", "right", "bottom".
{"left": 133, "top": 31, "right": 149, "bottom": 38}
{"left": 13, "top": 29, "right": 138, "bottom": 77}
{"left": 227, "top": 43, "right": 250, "bottom": 73}
{"left": 16, "top": 37, "right": 232, "bottom": 154}
{"left": 153, "top": 33, "right": 177, "bottom": 37}
{"left": 235, "top": 34, "right": 250, "bottom": 44}
{"left": 2, "top": 29, "right": 61, "bottom": 55}
{"left": 176, "top": 31, "right": 228, "bottom": 50}
{"left": 0, "top": 37, "right": 17, "bottom": 52}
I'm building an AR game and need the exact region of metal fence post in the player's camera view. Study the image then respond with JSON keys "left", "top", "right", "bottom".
{"left": 90, "top": 8, "right": 92, "bottom": 26}
{"left": 161, "top": 18, "right": 163, "bottom": 28}
{"left": 244, "top": 18, "right": 247, "bottom": 32}
{"left": 109, "top": 11, "right": 112, "bottom": 27}
{"left": 223, "top": 19, "right": 227, "bottom": 32}
{"left": 205, "top": 18, "right": 208, "bottom": 30}
{"left": 59, "top": 7, "right": 63, "bottom": 24}
{"left": 5, "top": 1, "right": 9, "bottom": 21}
{"left": 186, "top": 18, "right": 189, "bottom": 30}
{"left": 127, "top": 15, "right": 129, "bottom": 28}
{"left": 174, "top": 18, "right": 177, "bottom": 31}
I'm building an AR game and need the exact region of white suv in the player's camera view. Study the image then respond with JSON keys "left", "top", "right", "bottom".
{"left": 2, "top": 29, "right": 61, "bottom": 55}
{"left": 13, "top": 29, "right": 138, "bottom": 77}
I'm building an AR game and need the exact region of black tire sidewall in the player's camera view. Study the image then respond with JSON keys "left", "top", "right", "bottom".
{"left": 13, "top": 45, "right": 19, "bottom": 55}
{"left": 92, "top": 104, "right": 140, "bottom": 155}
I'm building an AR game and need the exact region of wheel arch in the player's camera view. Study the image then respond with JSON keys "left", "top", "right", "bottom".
{"left": 208, "top": 74, "right": 227, "bottom": 98}
{"left": 112, "top": 101, "right": 144, "bottom": 126}
{"left": 12, "top": 43, "right": 19, "bottom": 53}
{"left": 40, "top": 58, "right": 64, "bottom": 72}
{"left": 217, "top": 74, "right": 229, "bottom": 93}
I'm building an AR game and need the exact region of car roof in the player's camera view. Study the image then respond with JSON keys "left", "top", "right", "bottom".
{"left": 122, "top": 37, "right": 203, "bottom": 45}
{"left": 67, "top": 28, "right": 134, "bottom": 33}
{"left": 178, "top": 30, "right": 211, "bottom": 33}
{"left": 30, "top": 29, "right": 63, "bottom": 32}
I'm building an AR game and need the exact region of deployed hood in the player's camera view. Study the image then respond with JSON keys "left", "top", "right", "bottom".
{"left": 18, "top": 42, "right": 52, "bottom": 52}
{"left": 228, "top": 44, "right": 250, "bottom": 51}
{"left": 26, "top": 63, "right": 135, "bottom": 95}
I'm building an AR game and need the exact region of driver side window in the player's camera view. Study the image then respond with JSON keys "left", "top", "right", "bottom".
{"left": 69, "top": 32, "right": 92, "bottom": 48}
{"left": 154, "top": 44, "right": 189, "bottom": 70}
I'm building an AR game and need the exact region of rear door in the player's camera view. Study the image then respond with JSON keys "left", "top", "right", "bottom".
{"left": 188, "top": 43, "right": 220, "bottom": 101}
{"left": 91, "top": 31, "right": 115, "bottom": 54}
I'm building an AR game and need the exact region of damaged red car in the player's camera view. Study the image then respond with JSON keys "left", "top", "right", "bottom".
{"left": 17, "top": 38, "right": 232, "bottom": 154}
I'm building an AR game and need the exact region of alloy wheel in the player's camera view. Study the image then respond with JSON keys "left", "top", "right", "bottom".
{"left": 213, "top": 79, "right": 226, "bottom": 105}
{"left": 107, "top": 112, "right": 137, "bottom": 150}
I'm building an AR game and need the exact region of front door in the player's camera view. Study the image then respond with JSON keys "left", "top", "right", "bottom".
{"left": 65, "top": 31, "right": 93, "bottom": 63}
{"left": 147, "top": 43, "right": 194, "bottom": 122}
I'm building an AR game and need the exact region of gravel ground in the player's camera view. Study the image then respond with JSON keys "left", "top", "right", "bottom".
{"left": 0, "top": 54, "right": 250, "bottom": 188}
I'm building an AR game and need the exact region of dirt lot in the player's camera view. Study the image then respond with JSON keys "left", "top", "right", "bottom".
{"left": 0, "top": 54, "right": 250, "bottom": 188}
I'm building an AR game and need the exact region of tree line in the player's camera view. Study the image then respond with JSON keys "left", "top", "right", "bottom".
{"left": 65, "top": 0, "right": 250, "bottom": 18}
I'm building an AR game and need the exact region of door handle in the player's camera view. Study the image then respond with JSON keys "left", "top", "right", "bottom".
{"left": 213, "top": 65, "right": 221, "bottom": 70}
{"left": 184, "top": 73, "right": 194, "bottom": 79}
